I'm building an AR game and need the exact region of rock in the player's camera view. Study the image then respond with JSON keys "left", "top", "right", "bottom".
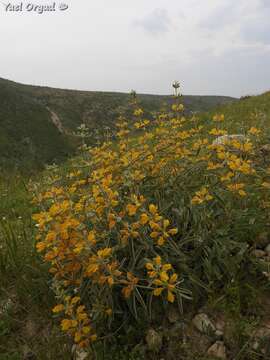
{"left": 72, "top": 345, "right": 89, "bottom": 360}
{"left": 145, "top": 328, "right": 163, "bottom": 352}
{"left": 256, "top": 232, "right": 270, "bottom": 248}
{"left": 252, "top": 249, "right": 267, "bottom": 258}
{"left": 215, "top": 317, "right": 225, "bottom": 333}
{"left": 254, "top": 321, "right": 270, "bottom": 338}
{"left": 25, "top": 319, "right": 39, "bottom": 339}
{"left": 185, "top": 326, "right": 212, "bottom": 354}
{"left": 215, "top": 330, "right": 224, "bottom": 338}
{"left": 252, "top": 323, "right": 270, "bottom": 352}
{"left": 265, "top": 244, "right": 270, "bottom": 253}
{"left": 192, "top": 313, "right": 216, "bottom": 334}
{"left": 167, "top": 307, "right": 180, "bottom": 324}
{"left": 165, "top": 322, "right": 184, "bottom": 339}
{"left": 22, "top": 345, "right": 36, "bottom": 360}
{"left": 207, "top": 341, "right": 227, "bottom": 359}
{"left": 260, "top": 144, "right": 270, "bottom": 155}
{"left": 212, "top": 134, "right": 247, "bottom": 146}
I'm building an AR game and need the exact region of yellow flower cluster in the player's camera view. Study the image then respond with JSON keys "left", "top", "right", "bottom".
{"left": 52, "top": 296, "right": 96, "bottom": 348}
{"left": 213, "top": 114, "right": 225, "bottom": 122}
{"left": 146, "top": 256, "right": 178, "bottom": 303}
{"left": 33, "top": 104, "right": 268, "bottom": 348}
{"left": 191, "top": 187, "right": 213, "bottom": 205}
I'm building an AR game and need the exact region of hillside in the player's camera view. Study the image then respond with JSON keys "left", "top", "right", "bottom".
{"left": 2, "top": 90, "right": 270, "bottom": 359}
{"left": 200, "top": 91, "right": 270, "bottom": 136}
{"left": 0, "top": 77, "right": 237, "bottom": 170}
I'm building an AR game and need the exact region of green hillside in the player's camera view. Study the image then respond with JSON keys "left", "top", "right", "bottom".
{"left": 0, "top": 78, "right": 74, "bottom": 171}
{"left": 0, "top": 77, "right": 237, "bottom": 170}
{"left": 200, "top": 91, "right": 270, "bottom": 136}
{"left": 2, "top": 90, "right": 270, "bottom": 359}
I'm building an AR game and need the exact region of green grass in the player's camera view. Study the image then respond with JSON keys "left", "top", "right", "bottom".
{"left": 0, "top": 175, "right": 73, "bottom": 359}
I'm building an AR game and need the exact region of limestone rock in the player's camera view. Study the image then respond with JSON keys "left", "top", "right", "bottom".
{"left": 145, "top": 328, "right": 163, "bottom": 352}
{"left": 212, "top": 134, "right": 247, "bottom": 146}
{"left": 192, "top": 313, "right": 216, "bottom": 334}
{"left": 207, "top": 341, "right": 227, "bottom": 359}
{"left": 252, "top": 322, "right": 270, "bottom": 352}
{"left": 256, "top": 232, "right": 269, "bottom": 248}
{"left": 260, "top": 144, "right": 270, "bottom": 155}
{"left": 265, "top": 244, "right": 270, "bottom": 253}
{"left": 252, "top": 249, "right": 267, "bottom": 258}
{"left": 167, "top": 307, "right": 180, "bottom": 324}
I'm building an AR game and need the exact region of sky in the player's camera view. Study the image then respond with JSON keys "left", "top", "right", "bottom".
{"left": 0, "top": 0, "right": 270, "bottom": 97}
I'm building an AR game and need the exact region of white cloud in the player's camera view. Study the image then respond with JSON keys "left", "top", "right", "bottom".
{"left": 133, "top": 8, "right": 171, "bottom": 35}
{"left": 0, "top": 0, "right": 269, "bottom": 97}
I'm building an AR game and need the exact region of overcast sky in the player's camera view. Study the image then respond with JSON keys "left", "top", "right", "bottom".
{"left": 1, "top": 0, "right": 270, "bottom": 97}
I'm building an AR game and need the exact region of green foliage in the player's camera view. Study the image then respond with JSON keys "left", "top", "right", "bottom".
{"left": 0, "top": 77, "right": 237, "bottom": 170}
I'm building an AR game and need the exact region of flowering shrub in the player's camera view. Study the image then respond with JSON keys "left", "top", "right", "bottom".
{"left": 33, "top": 96, "right": 270, "bottom": 349}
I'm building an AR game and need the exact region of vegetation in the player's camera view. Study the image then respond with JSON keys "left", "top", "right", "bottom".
{"left": 0, "top": 77, "right": 237, "bottom": 171}
{"left": 2, "top": 89, "right": 270, "bottom": 359}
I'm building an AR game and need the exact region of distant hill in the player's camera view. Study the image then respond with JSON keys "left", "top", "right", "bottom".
{"left": 199, "top": 90, "right": 270, "bottom": 136}
{"left": 0, "top": 77, "right": 237, "bottom": 170}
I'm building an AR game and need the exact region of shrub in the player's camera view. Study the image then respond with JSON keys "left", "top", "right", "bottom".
{"left": 33, "top": 97, "right": 270, "bottom": 349}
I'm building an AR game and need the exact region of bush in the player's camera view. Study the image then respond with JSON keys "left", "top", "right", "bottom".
{"left": 33, "top": 98, "right": 270, "bottom": 349}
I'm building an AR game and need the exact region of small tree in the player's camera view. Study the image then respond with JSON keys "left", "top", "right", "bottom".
{"left": 172, "top": 81, "right": 181, "bottom": 97}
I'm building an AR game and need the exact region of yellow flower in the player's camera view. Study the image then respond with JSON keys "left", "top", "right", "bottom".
{"left": 248, "top": 127, "right": 261, "bottom": 135}
{"left": 238, "top": 190, "right": 247, "bottom": 197}
{"left": 168, "top": 228, "right": 178, "bottom": 235}
{"left": 36, "top": 241, "right": 46, "bottom": 252}
{"left": 97, "top": 247, "right": 112, "bottom": 258}
{"left": 154, "top": 256, "right": 161, "bottom": 266}
{"left": 82, "top": 326, "right": 91, "bottom": 335}
{"left": 209, "top": 128, "right": 227, "bottom": 136}
{"left": 162, "top": 264, "right": 172, "bottom": 271}
{"left": 220, "top": 172, "right": 234, "bottom": 182}
{"left": 140, "top": 213, "right": 149, "bottom": 225}
{"left": 150, "top": 231, "right": 159, "bottom": 239}
{"left": 227, "top": 183, "right": 247, "bottom": 197}
{"left": 207, "top": 162, "right": 223, "bottom": 170}
{"left": 134, "top": 108, "right": 144, "bottom": 117}
{"left": 160, "top": 271, "right": 169, "bottom": 282}
{"left": 157, "top": 237, "right": 165, "bottom": 246}
{"left": 126, "top": 204, "right": 137, "bottom": 216}
{"left": 146, "top": 262, "right": 154, "bottom": 270}
{"left": 149, "top": 204, "right": 158, "bottom": 215}
{"left": 71, "top": 296, "right": 81, "bottom": 305}
{"left": 213, "top": 114, "right": 225, "bottom": 122}
{"left": 167, "top": 290, "right": 175, "bottom": 303}
{"left": 87, "top": 231, "right": 96, "bottom": 244}
{"left": 52, "top": 304, "right": 65, "bottom": 313}
{"left": 262, "top": 182, "right": 270, "bottom": 189}
{"left": 191, "top": 187, "right": 213, "bottom": 205}
{"left": 105, "top": 308, "right": 113, "bottom": 316}
{"left": 74, "top": 332, "right": 82, "bottom": 343}
{"left": 153, "top": 288, "right": 164, "bottom": 296}
{"left": 170, "top": 273, "right": 178, "bottom": 283}
{"left": 61, "top": 319, "right": 72, "bottom": 331}
{"left": 172, "top": 104, "right": 184, "bottom": 112}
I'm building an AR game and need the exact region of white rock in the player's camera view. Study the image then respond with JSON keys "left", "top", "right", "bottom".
{"left": 192, "top": 313, "right": 216, "bottom": 334}
{"left": 72, "top": 345, "right": 89, "bottom": 360}
{"left": 252, "top": 324, "right": 270, "bottom": 351}
{"left": 207, "top": 341, "right": 227, "bottom": 359}
{"left": 167, "top": 307, "right": 180, "bottom": 324}
{"left": 212, "top": 134, "right": 247, "bottom": 146}
{"left": 215, "top": 330, "right": 224, "bottom": 337}
{"left": 265, "top": 244, "right": 270, "bottom": 253}
{"left": 252, "top": 249, "right": 267, "bottom": 258}
{"left": 145, "top": 328, "right": 163, "bottom": 352}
